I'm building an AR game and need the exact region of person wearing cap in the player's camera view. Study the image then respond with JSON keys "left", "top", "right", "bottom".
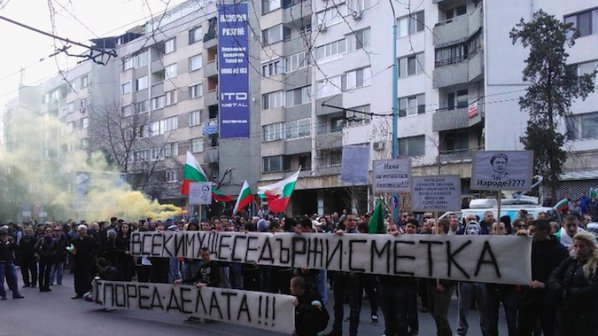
{"left": 0, "top": 229, "right": 24, "bottom": 300}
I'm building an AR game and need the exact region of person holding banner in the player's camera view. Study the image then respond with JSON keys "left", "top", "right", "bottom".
{"left": 548, "top": 231, "right": 598, "bottom": 335}
{"left": 517, "top": 219, "right": 568, "bottom": 336}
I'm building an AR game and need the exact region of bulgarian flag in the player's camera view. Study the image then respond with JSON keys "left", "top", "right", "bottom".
{"left": 554, "top": 198, "right": 569, "bottom": 212}
{"left": 233, "top": 180, "right": 253, "bottom": 214}
{"left": 181, "top": 151, "right": 234, "bottom": 202}
{"left": 257, "top": 169, "right": 300, "bottom": 214}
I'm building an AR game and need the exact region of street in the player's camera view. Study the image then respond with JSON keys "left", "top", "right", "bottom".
{"left": 0, "top": 272, "right": 506, "bottom": 336}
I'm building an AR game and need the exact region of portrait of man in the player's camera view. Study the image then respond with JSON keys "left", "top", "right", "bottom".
{"left": 490, "top": 153, "right": 509, "bottom": 180}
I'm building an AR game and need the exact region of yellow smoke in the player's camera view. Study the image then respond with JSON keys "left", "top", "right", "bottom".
{"left": 0, "top": 99, "right": 182, "bottom": 222}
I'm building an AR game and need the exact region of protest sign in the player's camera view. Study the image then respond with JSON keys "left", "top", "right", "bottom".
{"left": 471, "top": 151, "right": 533, "bottom": 191}
{"left": 189, "top": 182, "right": 212, "bottom": 205}
{"left": 131, "top": 231, "right": 531, "bottom": 285}
{"left": 373, "top": 159, "right": 411, "bottom": 193}
{"left": 340, "top": 145, "right": 370, "bottom": 185}
{"left": 93, "top": 281, "right": 295, "bottom": 334}
{"left": 411, "top": 175, "right": 461, "bottom": 212}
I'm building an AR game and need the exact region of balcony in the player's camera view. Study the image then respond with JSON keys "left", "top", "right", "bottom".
{"left": 316, "top": 164, "right": 341, "bottom": 176}
{"left": 203, "top": 31, "right": 217, "bottom": 49}
{"left": 433, "top": 47, "right": 483, "bottom": 88}
{"left": 285, "top": 137, "right": 311, "bottom": 155}
{"left": 433, "top": 4, "right": 483, "bottom": 46}
{"left": 151, "top": 60, "right": 164, "bottom": 73}
{"left": 316, "top": 94, "right": 342, "bottom": 117}
{"left": 151, "top": 82, "right": 164, "bottom": 96}
{"left": 204, "top": 89, "right": 218, "bottom": 106}
{"left": 204, "top": 60, "right": 218, "bottom": 77}
{"left": 432, "top": 103, "right": 483, "bottom": 132}
{"left": 315, "top": 132, "right": 342, "bottom": 150}
{"left": 438, "top": 148, "right": 475, "bottom": 162}
{"left": 204, "top": 146, "right": 219, "bottom": 163}
{"left": 283, "top": 0, "right": 311, "bottom": 23}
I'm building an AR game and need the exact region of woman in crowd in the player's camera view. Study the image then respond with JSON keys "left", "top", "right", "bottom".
{"left": 549, "top": 231, "right": 598, "bottom": 335}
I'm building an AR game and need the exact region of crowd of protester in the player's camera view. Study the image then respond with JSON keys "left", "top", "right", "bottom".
{"left": 0, "top": 207, "right": 597, "bottom": 336}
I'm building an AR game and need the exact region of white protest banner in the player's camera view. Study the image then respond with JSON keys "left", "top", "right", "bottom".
{"left": 130, "top": 232, "right": 532, "bottom": 285}
{"left": 373, "top": 159, "right": 411, "bottom": 193}
{"left": 411, "top": 175, "right": 462, "bottom": 212}
{"left": 189, "top": 182, "right": 212, "bottom": 205}
{"left": 93, "top": 281, "right": 296, "bottom": 334}
{"left": 471, "top": 151, "right": 533, "bottom": 191}
{"left": 340, "top": 145, "right": 370, "bottom": 185}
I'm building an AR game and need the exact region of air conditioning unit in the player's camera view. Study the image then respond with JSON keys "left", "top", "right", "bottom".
{"left": 352, "top": 10, "right": 362, "bottom": 20}
{"left": 374, "top": 141, "right": 385, "bottom": 151}
{"left": 318, "top": 23, "right": 327, "bottom": 32}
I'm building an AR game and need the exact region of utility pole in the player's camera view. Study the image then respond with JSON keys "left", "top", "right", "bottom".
{"left": 390, "top": 0, "right": 400, "bottom": 224}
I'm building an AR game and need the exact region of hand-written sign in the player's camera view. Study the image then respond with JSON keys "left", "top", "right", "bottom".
{"left": 341, "top": 145, "right": 370, "bottom": 185}
{"left": 130, "top": 232, "right": 532, "bottom": 285}
{"left": 471, "top": 150, "right": 533, "bottom": 191}
{"left": 373, "top": 159, "right": 411, "bottom": 193}
{"left": 411, "top": 175, "right": 461, "bottom": 212}
{"left": 93, "top": 280, "right": 296, "bottom": 334}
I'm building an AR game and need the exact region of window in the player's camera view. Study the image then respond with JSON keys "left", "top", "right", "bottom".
{"left": 166, "top": 169, "right": 178, "bottom": 182}
{"left": 346, "top": 28, "right": 370, "bottom": 52}
{"left": 123, "top": 57, "right": 134, "bottom": 70}
{"left": 189, "top": 83, "right": 203, "bottom": 99}
{"left": 569, "top": 59, "right": 598, "bottom": 85}
{"left": 262, "top": 91, "right": 284, "bottom": 109}
{"left": 347, "top": 104, "right": 371, "bottom": 126}
{"left": 164, "top": 142, "right": 179, "bottom": 157}
{"left": 330, "top": 116, "right": 345, "bottom": 132}
{"left": 80, "top": 98, "right": 88, "bottom": 113}
{"left": 285, "top": 86, "right": 310, "bottom": 107}
{"left": 150, "top": 121, "right": 160, "bottom": 136}
{"left": 398, "top": 52, "right": 425, "bottom": 77}
{"left": 447, "top": 89, "right": 468, "bottom": 110}
{"left": 81, "top": 138, "right": 89, "bottom": 149}
{"left": 165, "top": 38, "right": 176, "bottom": 54}
{"left": 316, "top": 39, "right": 346, "bottom": 61}
{"left": 286, "top": 51, "right": 309, "bottom": 72}
{"left": 399, "top": 93, "right": 425, "bottom": 117}
{"left": 189, "top": 26, "right": 202, "bottom": 44}
{"left": 165, "top": 90, "right": 178, "bottom": 106}
{"left": 262, "top": 59, "right": 284, "bottom": 77}
{"left": 134, "top": 51, "right": 149, "bottom": 68}
{"left": 348, "top": 0, "right": 372, "bottom": 12}
{"left": 263, "top": 155, "right": 283, "bottom": 172}
{"left": 435, "top": 32, "right": 482, "bottom": 67}
{"left": 443, "top": 5, "right": 466, "bottom": 21}
{"left": 81, "top": 75, "right": 89, "bottom": 88}
{"left": 342, "top": 67, "right": 372, "bottom": 90}
{"left": 442, "top": 131, "right": 469, "bottom": 152}
{"left": 121, "top": 82, "right": 132, "bottom": 95}
{"left": 135, "top": 76, "right": 149, "bottom": 91}
{"left": 286, "top": 118, "right": 310, "bottom": 139}
{"left": 565, "top": 8, "right": 598, "bottom": 38}
{"left": 122, "top": 105, "right": 133, "bottom": 117}
{"left": 316, "top": 4, "right": 347, "bottom": 27}
{"left": 134, "top": 150, "right": 148, "bottom": 162}
{"left": 151, "top": 95, "right": 165, "bottom": 110}
{"left": 263, "top": 122, "right": 285, "bottom": 142}
{"left": 81, "top": 117, "right": 89, "bottom": 129}
{"left": 566, "top": 112, "right": 598, "bottom": 140}
{"left": 397, "top": 11, "right": 424, "bottom": 37}
{"left": 191, "top": 138, "right": 204, "bottom": 153}
{"left": 161, "top": 116, "right": 178, "bottom": 133}
{"left": 189, "top": 54, "right": 203, "bottom": 71}
{"left": 262, "top": 0, "right": 281, "bottom": 14}
{"left": 189, "top": 111, "right": 201, "bottom": 127}
{"left": 316, "top": 76, "right": 342, "bottom": 98}
{"left": 151, "top": 148, "right": 163, "bottom": 161}
{"left": 262, "top": 25, "right": 291, "bottom": 44}
{"left": 135, "top": 100, "right": 148, "bottom": 113}
{"left": 67, "top": 122, "right": 74, "bottom": 132}
{"left": 67, "top": 102, "right": 75, "bottom": 113}
{"left": 165, "top": 64, "right": 178, "bottom": 79}
{"left": 398, "top": 135, "right": 425, "bottom": 157}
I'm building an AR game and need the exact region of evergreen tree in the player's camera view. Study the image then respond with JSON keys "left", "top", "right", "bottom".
{"left": 510, "top": 10, "right": 595, "bottom": 198}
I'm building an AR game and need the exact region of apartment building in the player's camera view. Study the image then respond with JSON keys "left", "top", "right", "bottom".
{"left": 3, "top": 0, "right": 596, "bottom": 217}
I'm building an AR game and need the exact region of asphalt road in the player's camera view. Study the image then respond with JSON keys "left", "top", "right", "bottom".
{"left": 0, "top": 272, "right": 504, "bottom": 336}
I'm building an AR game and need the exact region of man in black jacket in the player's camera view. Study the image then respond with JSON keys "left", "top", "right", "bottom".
{"left": 70, "top": 224, "right": 98, "bottom": 299}
{"left": 18, "top": 226, "right": 38, "bottom": 288}
{"left": 35, "top": 226, "right": 57, "bottom": 292}
{"left": 517, "top": 219, "right": 568, "bottom": 336}
{"left": 291, "top": 276, "right": 329, "bottom": 336}
{"left": 0, "top": 229, "right": 24, "bottom": 300}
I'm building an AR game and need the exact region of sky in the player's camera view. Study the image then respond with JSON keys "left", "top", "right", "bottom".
{"left": 0, "top": 0, "right": 187, "bottom": 108}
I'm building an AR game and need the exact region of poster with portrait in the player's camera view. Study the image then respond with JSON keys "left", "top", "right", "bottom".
{"left": 471, "top": 151, "right": 533, "bottom": 191}
{"left": 189, "top": 182, "right": 212, "bottom": 205}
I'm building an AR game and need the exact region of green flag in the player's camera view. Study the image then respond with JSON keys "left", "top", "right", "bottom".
{"left": 368, "top": 199, "right": 386, "bottom": 234}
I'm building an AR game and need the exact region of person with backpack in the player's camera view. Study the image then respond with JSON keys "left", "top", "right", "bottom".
{"left": 290, "top": 276, "right": 329, "bottom": 336}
